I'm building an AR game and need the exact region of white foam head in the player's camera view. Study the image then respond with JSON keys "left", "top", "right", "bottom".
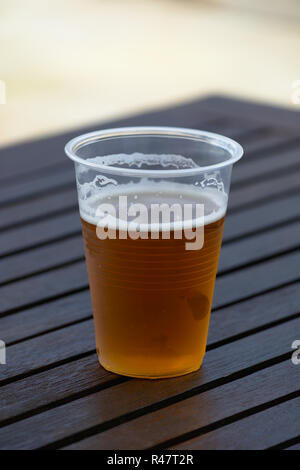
{"left": 77, "top": 154, "right": 228, "bottom": 231}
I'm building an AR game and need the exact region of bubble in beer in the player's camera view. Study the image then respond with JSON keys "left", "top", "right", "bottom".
{"left": 188, "top": 293, "right": 210, "bottom": 321}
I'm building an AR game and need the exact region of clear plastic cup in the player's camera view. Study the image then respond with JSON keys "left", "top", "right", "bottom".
{"left": 65, "top": 127, "right": 243, "bottom": 379}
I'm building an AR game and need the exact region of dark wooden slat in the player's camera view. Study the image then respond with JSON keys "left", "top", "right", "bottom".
{"left": 0, "top": 235, "right": 84, "bottom": 286}
{"left": 1, "top": 96, "right": 300, "bottom": 451}
{"left": 0, "top": 146, "right": 68, "bottom": 183}
{"left": 207, "top": 281, "right": 300, "bottom": 346}
{"left": 2, "top": 171, "right": 300, "bottom": 286}
{"left": 0, "top": 110, "right": 297, "bottom": 209}
{"left": 196, "top": 121, "right": 266, "bottom": 140}
{"left": 0, "top": 318, "right": 298, "bottom": 449}
{"left": 0, "top": 260, "right": 88, "bottom": 315}
{"left": 1, "top": 284, "right": 299, "bottom": 426}
{"left": 0, "top": 126, "right": 298, "bottom": 231}
{"left": 3, "top": 93, "right": 299, "bottom": 183}
{"left": 229, "top": 170, "right": 300, "bottom": 212}
{"left": 2, "top": 142, "right": 300, "bottom": 233}
{"left": 0, "top": 355, "right": 114, "bottom": 425}
{"left": 0, "top": 222, "right": 299, "bottom": 337}
{"left": 215, "top": 250, "right": 300, "bottom": 308}
{"left": 0, "top": 294, "right": 296, "bottom": 390}
{"left": 239, "top": 133, "right": 299, "bottom": 157}
{"left": 0, "top": 102, "right": 222, "bottom": 180}
{"left": 1, "top": 165, "right": 299, "bottom": 262}
{"left": 0, "top": 320, "right": 95, "bottom": 385}
{"left": 168, "top": 396, "right": 300, "bottom": 450}
{"left": 200, "top": 95, "right": 300, "bottom": 131}
{"left": 0, "top": 290, "right": 91, "bottom": 345}
{"left": 219, "top": 218, "right": 300, "bottom": 274}
{"left": 1, "top": 231, "right": 300, "bottom": 316}
{"left": 63, "top": 361, "right": 299, "bottom": 450}
{"left": 7, "top": 92, "right": 296, "bottom": 185}
{"left": 202, "top": 123, "right": 296, "bottom": 158}
{"left": 0, "top": 165, "right": 75, "bottom": 207}
{"left": 1, "top": 268, "right": 299, "bottom": 354}
{"left": 231, "top": 147, "right": 300, "bottom": 188}
{"left": 0, "top": 126, "right": 263, "bottom": 206}
{"left": 0, "top": 190, "right": 299, "bottom": 284}
{"left": 1, "top": 181, "right": 299, "bottom": 264}
{"left": 224, "top": 192, "right": 300, "bottom": 242}
{"left": 0, "top": 211, "right": 81, "bottom": 257}
{"left": 2, "top": 129, "right": 298, "bottom": 213}
{"left": 0, "top": 187, "right": 77, "bottom": 231}
{"left": 1, "top": 159, "right": 300, "bottom": 287}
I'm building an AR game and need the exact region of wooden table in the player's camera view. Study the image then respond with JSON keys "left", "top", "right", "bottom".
{"left": 0, "top": 96, "right": 299, "bottom": 451}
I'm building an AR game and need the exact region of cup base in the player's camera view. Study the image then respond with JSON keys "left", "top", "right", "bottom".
{"left": 98, "top": 355, "right": 204, "bottom": 380}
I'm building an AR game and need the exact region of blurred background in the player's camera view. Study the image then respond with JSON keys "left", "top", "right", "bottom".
{"left": 1, "top": 0, "right": 299, "bottom": 147}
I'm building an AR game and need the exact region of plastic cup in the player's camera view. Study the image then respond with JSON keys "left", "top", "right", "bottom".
{"left": 65, "top": 127, "right": 243, "bottom": 378}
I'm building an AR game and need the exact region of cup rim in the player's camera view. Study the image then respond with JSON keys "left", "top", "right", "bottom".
{"left": 64, "top": 126, "right": 244, "bottom": 177}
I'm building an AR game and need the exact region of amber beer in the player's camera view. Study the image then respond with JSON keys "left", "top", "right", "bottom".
{"left": 80, "top": 185, "right": 226, "bottom": 378}
{"left": 65, "top": 127, "right": 243, "bottom": 378}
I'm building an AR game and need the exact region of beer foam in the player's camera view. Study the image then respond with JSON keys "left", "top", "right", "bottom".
{"left": 78, "top": 180, "right": 227, "bottom": 232}
{"left": 77, "top": 152, "right": 226, "bottom": 231}
{"left": 82, "top": 153, "right": 200, "bottom": 171}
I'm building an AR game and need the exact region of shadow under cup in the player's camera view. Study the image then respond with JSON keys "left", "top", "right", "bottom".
{"left": 65, "top": 127, "right": 243, "bottom": 379}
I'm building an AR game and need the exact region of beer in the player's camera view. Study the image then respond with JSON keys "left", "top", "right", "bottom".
{"left": 80, "top": 184, "right": 226, "bottom": 378}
